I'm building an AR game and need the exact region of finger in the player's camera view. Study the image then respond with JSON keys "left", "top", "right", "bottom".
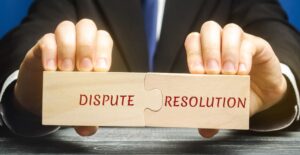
{"left": 198, "top": 129, "right": 219, "bottom": 138}
{"left": 200, "top": 21, "right": 222, "bottom": 74}
{"left": 94, "top": 30, "right": 113, "bottom": 72}
{"left": 184, "top": 32, "right": 204, "bottom": 74}
{"left": 55, "top": 21, "right": 76, "bottom": 71}
{"left": 238, "top": 39, "right": 255, "bottom": 75}
{"left": 76, "top": 19, "right": 97, "bottom": 71}
{"left": 221, "top": 23, "right": 243, "bottom": 75}
{"left": 243, "top": 33, "right": 283, "bottom": 89}
{"left": 243, "top": 33, "right": 275, "bottom": 65}
{"left": 38, "top": 33, "right": 57, "bottom": 71}
{"left": 74, "top": 126, "right": 98, "bottom": 137}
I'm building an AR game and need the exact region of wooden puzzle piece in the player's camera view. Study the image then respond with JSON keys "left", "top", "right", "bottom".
{"left": 43, "top": 72, "right": 250, "bottom": 129}
{"left": 42, "top": 72, "right": 162, "bottom": 126}
{"left": 144, "top": 73, "right": 250, "bottom": 130}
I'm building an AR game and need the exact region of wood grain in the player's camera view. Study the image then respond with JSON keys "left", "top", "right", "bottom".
{"left": 1, "top": 127, "right": 300, "bottom": 154}
{"left": 43, "top": 72, "right": 250, "bottom": 129}
{"left": 145, "top": 73, "right": 250, "bottom": 129}
{"left": 43, "top": 72, "right": 162, "bottom": 126}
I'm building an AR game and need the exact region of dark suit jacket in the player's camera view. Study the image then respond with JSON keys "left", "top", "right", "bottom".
{"left": 0, "top": 0, "right": 300, "bottom": 135}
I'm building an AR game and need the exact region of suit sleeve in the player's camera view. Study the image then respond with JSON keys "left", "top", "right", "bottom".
{"left": 230, "top": 0, "right": 300, "bottom": 131}
{"left": 0, "top": 0, "right": 77, "bottom": 136}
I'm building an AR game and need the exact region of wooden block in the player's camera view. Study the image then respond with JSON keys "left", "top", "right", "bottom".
{"left": 42, "top": 72, "right": 162, "bottom": 126}
{"left": 43, "top": 72, "right": 250, "bottom": 129}
{"left": 144, "top": 73, "right": 250, "bottom": 129}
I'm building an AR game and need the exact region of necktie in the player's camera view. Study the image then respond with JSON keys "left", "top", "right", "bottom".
{"left": 142, "top": 0, "right": 158, "bottom": 71}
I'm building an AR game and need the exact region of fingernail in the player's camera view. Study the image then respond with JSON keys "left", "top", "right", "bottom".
{"left": 191, "top": 61, "right": 204, "bottom": 73}
{"left": 239, "top": 64, "right": 247, "bottom": 73}
{"left": 80, "top": 57, "right": 93, "bottom": 71}
{"left": 62, "top": 59, "right": 73, "bottom": 70}
{"left": 206, "top": 60, "right": 219, "bottom": 71}
{"left": 95, "top": 58, "right": 108, "bottom": 71}
{"left": 46, "top": 59, "right": 56, "bottom": 70}
{"left": 223, "top": 61, "right": 235, "bottom": 73}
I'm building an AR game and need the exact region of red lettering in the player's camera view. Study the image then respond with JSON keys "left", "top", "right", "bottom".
{"left": 207, "top": 97, "right": 214, "bottom": 107}
{"left": 189, "top": 96, "right": 198, "bottom": 107}
{"left": 120, "top": 95, "right": 127, "bottom": 106}
{"left": 227, "top": 97, "right": 236, "bottom": 108}
{"left": 174, "top": 96, "right": 180, "bottom": 107}
{"left": 79, "top": 94, "right": 136, "bottom": 107}
{"left": 238, "top": 98, "right": 246, "bottom": 108}
{"left": 102, "top": 95, "right": 110, "bottom": 105}
{"left": 94, "top": 95, "right": 101, "bottom": 105}
{"left": 128, "top": 95, "right": 135, "bottom": 106}
{"left": 165, "top": 96, "right": 172, "bottom": 107}
{"left": 79, "top": 94, "right": 245, "bottom": 109}
{"left": 111, "top": 95, "right": 118, "bottom": 106}
{"left": 222, "top": 97, "right": 226, "bottom": 107}
{"left": 199, "top": 97, "right": 205, "bottom": 107}
{"left": 79, "top": 94, "right": 88, "bottom": 105}
{"left": 89, "top": 95, "right": 93, "bottom": 105}
{"left": 215, "top": 97, "right": 222, "bottom": 108}
{"left": 181, "top": 96, "right": 188, "bottom": 107}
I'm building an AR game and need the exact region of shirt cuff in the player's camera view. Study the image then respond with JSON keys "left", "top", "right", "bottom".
{"left": 0, "top": 70, "right": 19, "bottom": 126}
{"left": 250, "top": 63, "right": 300, "bottom": 132}
{"left": 0, "top": 70, "right": 59, "bottom": 137}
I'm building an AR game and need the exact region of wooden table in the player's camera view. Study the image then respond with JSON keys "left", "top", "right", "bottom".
{"left": 1, "top": 127, "right": 300, "bottom": 154}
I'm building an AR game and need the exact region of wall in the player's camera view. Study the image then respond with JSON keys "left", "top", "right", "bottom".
{"left": 0, "top": 0, "right": 299, "bottom": 38}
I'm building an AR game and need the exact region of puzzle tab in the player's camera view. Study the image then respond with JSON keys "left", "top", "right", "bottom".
{"left": 42, "top": 72, "right": 250, "bottom": 129}
{"left": 144, "top": 73, "right": 250, "bottom": 129}
{"left": 42, "top": 72, "right": 162, "bottom": 126}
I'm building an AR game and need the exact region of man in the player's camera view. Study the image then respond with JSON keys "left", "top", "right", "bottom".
{"left": 0, "top": 0, "right": 300, "bottom": 138}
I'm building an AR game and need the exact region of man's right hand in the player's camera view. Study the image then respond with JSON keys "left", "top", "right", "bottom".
{"left": 13, "top": 19, "right": 113, "bottom": 136}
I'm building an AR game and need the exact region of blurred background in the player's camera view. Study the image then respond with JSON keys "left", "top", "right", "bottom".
{"left": 0, "top": 0, "right": 299, "bottom": 39}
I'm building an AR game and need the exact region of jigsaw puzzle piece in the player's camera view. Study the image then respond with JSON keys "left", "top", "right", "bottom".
{"left": 43, "top": 72, "right": 162, "bottom": 126}
{"left": 144, "top": 73, "right": 250, "bottom": 130}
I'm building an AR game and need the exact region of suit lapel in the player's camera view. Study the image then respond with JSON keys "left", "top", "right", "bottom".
{"left": 155, "top": 0, "right": 205, "bottom": 72}
{"left": 97, "top": 0, "right": 148, "bottom": 72}
{"left": 97, "top": 0, "right": 205, "bottom": 72}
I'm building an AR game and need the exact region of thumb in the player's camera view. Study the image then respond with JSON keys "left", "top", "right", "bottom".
{"left": 74, "top": 126, "right": 99, "bottom": 136}
{"left": 198, "top": 129, "right": 219, "bottom": 138}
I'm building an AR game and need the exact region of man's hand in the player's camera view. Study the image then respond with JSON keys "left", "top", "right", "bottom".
{"left": 14, "top": 19, "right": 113, "bottom": 136}
{"left": 185, "top": 21, "right": 287, "bottom": 138}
